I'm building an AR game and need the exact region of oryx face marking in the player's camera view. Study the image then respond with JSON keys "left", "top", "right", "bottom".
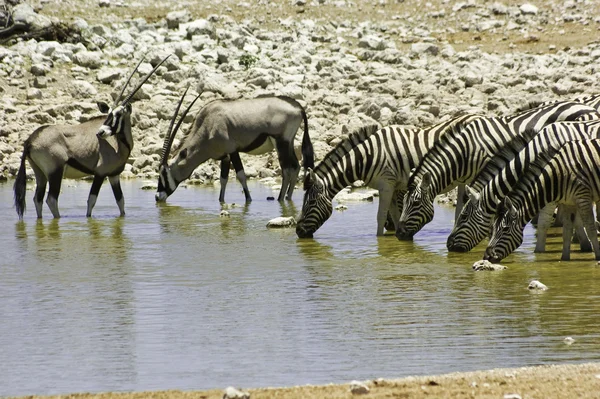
{"left": 155, "top": 164, "right": 177, "bottom": 202}
{"left": 97, "top": 104, "right": 130, "bottom": 139}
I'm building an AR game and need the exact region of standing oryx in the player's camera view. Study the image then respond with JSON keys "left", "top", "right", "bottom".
{"left": 155, "top": 93, "right": 314, "bottom": 203}
{"left": 13, "top": 55, "right": 170, "bottom": 219}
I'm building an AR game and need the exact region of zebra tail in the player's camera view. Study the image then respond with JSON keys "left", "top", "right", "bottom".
{"left": 13, "top": 146, "right": 29, "bottom": 219}
{"left": 300, "top": 108, "right": 314, "bottom": 171}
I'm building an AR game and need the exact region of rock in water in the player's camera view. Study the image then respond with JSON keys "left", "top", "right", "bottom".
{"left": 472, "top": 259, "right": 507, "bottom": 271}
{"left": 266, "top": 216, "right": 296, "bottom": 228}
{"left": 349, "top": 380, "right": 370, "bottom": 395}
{"left": 528, "top": 280, "right": 548, "bottom": 290}
{"left": 223, "top": 386, "right": 250, "bottom": 399}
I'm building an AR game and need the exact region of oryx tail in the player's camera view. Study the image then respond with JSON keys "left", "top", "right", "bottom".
{"left": 13, "top": 141, "right": 31, "bottom": 219}
{"left": 300, "top": 106, "right": 314, "bottom": 171}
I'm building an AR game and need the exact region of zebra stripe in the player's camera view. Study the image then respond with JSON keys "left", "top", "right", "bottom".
{"left": 484, "top": 138, "right": 600, "bottom": 263}
{"left": 395, "top": 100, "right": 600, "bottom": 240}
{"left": 295, "top": 113, "right": 481, "bottom": 238}
{"left": 447, "top": 120, "right": 600, "bottom": 252}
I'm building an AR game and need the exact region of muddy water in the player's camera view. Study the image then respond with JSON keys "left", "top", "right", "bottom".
{"left": 1, "top": 180, "right": 600, "bottom": 397}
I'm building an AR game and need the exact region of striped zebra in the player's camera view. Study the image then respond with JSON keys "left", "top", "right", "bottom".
{"left": 446, "top": 120, "right": 600, "bottom": 253}
{"left": 295, "top": 113, "right": 481, "bottom": 238}
{"left": 484, "top": 139, "right": 600, "bottom": 263}
{"left": 395, "top": 100, "right": 600, "bottom": 241}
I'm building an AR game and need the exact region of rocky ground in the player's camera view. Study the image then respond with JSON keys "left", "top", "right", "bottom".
{"left": 1, "top": 0, "right": 600, "bottom": 197}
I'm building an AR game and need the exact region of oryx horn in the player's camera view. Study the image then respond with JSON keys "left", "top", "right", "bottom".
{"left": 160, "top": 86, "right": 201, "bottom": 165}
{"left": 120, "top": 54, "right": 172, "bottom": 106}
{"left": 113, "top": 55, "right": 146, "bottom": 108}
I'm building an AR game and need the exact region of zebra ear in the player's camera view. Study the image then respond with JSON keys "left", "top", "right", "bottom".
{"left": 420, "top": 172, "right": 432, "bottom": 190}
{"left": 505, "top": 197, "right": 518, "bottom": 216}
{"left": 466, "top": 185, "right": 480, "bottom": 202}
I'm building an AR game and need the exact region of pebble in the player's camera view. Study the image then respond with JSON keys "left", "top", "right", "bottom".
{"left": 528, "top": 280, "right": 548, "bottom": 290}
{"left": 335, "top": 204, "right": 348, "bottom": 211}
{"left": 349, "top": 380, "right": 370, "bottom": 395}
{"left": 564, "top": 337, "right": 575, "bottom": 345}
{"left": 219, "top": 210, "right": 230, "bottom": 217}
{"left": 266, "top": 216, "right": 296, "bottom": 228}
{"left": 504, "top": 394, "right": 522, "bottom": 399}
{"left": 222, "top": 386, "right": 250, "bottom": 399}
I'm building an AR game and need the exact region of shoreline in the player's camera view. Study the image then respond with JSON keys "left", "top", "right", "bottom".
{"left": 9, "top": 362, "right": 600, "bottom": 399}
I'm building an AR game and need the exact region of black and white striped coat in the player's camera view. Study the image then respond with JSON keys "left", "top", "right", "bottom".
{"left": 484, "top": 139, "right": 600, "bottom": 263}
{"left": 295, "top": 113, "right": 481, "bottom": 238}
{"left": 395, "top": 100, "right": 600, "bottom": 241}
{"left": 446, "top": 120, "right": 600, "bottom": 253}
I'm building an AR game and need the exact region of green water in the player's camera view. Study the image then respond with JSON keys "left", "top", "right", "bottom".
{"left": 1, "top": 179, "right": 599, "bottom": 397}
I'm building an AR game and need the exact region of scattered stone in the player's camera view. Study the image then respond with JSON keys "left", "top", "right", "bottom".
{"left": 166, "top": 10, "right": 191, "bottom": 29}
{"left": 26, "top": 88, "right": 42, "bottom": 100}
{"left": 519, "top": 3, "right": 538, "bottom": 15}
{"left": 504, "top": 395, "right": 522, "bottom": 399}
{"left": 334, "top": 190, "right": 375, "bottom": 202}
{"left": 349, "top": 380, "right": 370, "bottom": 395}
{"left": 266, "top": 216, "right": 296, "bottom": 228}
{"left": 222, "top": 386, "right": 250, "bottom": 399}
{"left": 564, "top": 337, "right": 575, "bottom": 345}
{"left": 335, "top": 204, "right": 348, "bottom": 211}
{"left": 220, "top": 210, "right": 230, "bottom": 217}
{"left": 528, "top": 280, "right": 548, "bottom": 290}
{"left": 472, "top": 259, "right": 507, "bottom": 271}
{"left": 140, "top": 182, "right": 157, "bottom": 190}
{"left": 266, "top": 196, "right": 275, "bottom": 201}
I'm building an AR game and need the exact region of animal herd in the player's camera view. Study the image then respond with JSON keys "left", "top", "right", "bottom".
{"left": 12, "top": 55, "right": 600, "bottom": 264}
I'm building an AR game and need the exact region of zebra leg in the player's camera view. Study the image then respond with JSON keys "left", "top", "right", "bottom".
{"left": 219, "top": 157, "right": 230, "bottom": 203}
{"left": 534, "top": 203, "right": 556, "bottom": 253}
{"left": 230, "top": 152, "right": 252, "bottom": 202}
{"left": 553, "top": 205, "right": 564, "bottom": 227}
{"left": 376, "top": 184, "right": 395, "bottom": 236}
{"left": 276, "top": 140, "right": 300, "bottom": 201}
{"left": 31, "top": 163, "right": 47, "bottom": 219}
{"left": 454, "top": 184, "right": 466, "bottom": 224}
{"left": 576, "top": 199, "right": 600, "bottom": 260}
{"left": 560, "top": 208, "right": 575, "bottom": 261}
{"left": 46, "top": 167, "right": 64, "bottom": 219}
{"left": 385, "top": 189, "right": 405, "bottom": 231}
{"left": 108, "top": 175, "right": 125, "bottom": 217}
{"left": 86, "top": 175, "right": 105, "bottom": 217}
{"left": 573, "top": 209, "right": 592, "bottom": 252}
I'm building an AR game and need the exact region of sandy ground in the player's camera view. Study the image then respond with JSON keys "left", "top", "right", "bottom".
{"left": 8, "top": 363, "right": 600, "bottom": 399}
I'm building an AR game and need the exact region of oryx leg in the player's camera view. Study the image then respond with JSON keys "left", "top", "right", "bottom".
{"left": 276, "top": 140, "right": 300, "bottom": 201}
{"left": 219, "top": 157, "right": 230, "bottom": 203}
{"left": 230, "top": 151, "right": 252, "bottom": 202}
{"left": 46, "top": 167, "right": 64, "bottom": 219}
{"left": 454, "top": 184, "right": 466, "bottom": 223}
{"left": 30, "top": 163, "right": 47, "bottom": 219}
{"left": 86, "top": 175, "right": 105, "bottom": 217}
{"left": 108, "top": 175, "right": 125, "bottom": 217}
{"left": 576, "top": 197, "right": 600, "bottom": 260}
{"left": 534, "top": 203, "right": 557, "bottom": 253}
{"left": 560, "top": 207, "right": 575, "bottom": 261}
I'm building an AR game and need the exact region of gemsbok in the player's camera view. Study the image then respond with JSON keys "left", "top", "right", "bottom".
{"left": 13, "top": 55, "right": 170, "bottom": 219}
{"left": 155, "top": 93, "right": 314, "bottom": 204}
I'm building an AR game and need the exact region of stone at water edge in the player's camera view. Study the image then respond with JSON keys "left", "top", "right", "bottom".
{"left": 266, "top": 216, "right": 296, "bottom": 228}
{"left": 335, "top": 204, "right": 348, "bottom": 211}
{"left": 472, "top": 259, "right": 507, "bottom": 271}
{"left": 528, "top": 280, "right": 548, "bottom": 290}
{"left": 349, "top": 380, "right": 370, "bottom": 395}
{"left": 564, "top": 336, "right": 575, "bottom": 345}
{"left": 223, "top": 386, "right": 250, "bottom": 399}
{"left": 219, "top": 210, "right": 230, "bottom": 217}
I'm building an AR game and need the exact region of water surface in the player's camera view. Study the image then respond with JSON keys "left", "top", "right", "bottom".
{"left": 1, "top": 180, "right": 600, "bottom": 396}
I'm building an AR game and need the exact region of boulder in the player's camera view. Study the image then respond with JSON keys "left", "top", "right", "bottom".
{"left": 266, "top": 216, "right": 296, "bottom": 228}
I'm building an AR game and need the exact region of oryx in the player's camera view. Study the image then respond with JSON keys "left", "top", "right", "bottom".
{"left": 155, "top": 93, "right": 314, "bottom": 203}
{"left": 13, "top": 55, "right": 170, "bottom": 219}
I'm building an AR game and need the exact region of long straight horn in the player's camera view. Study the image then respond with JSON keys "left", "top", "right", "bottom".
{"left": 113, "top": 55, "right": 146, "bottom": 108}
{"left": 121, "top": 54, "right": 172, "bottom": 106}
{"left": 161, "top": 90, "right": 201, "bottom": 165}
{"left": 161, "top": 86, "right": 190, "bottom": 165}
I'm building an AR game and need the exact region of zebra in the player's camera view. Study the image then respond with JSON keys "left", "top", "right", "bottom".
{"left": 395, "top": 100, "right": 600, "bottom": 241}
{"left": 13, "top": 55, "right": 169, "bottom": 219}
{"left": 446, "top": 120, "right": 600, "bottom": 253}
{"left": 295, "top": 112, "right": 482, "bottom": 238}
{"left": 484, "top": 139, "right": 600, "bottom": 263}
{"left": 155, "top": 94, "right": 314, "bottom": 203}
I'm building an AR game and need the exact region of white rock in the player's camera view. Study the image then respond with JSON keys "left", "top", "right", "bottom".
{"left": 519, "top": 3, "right": 538, "bottom": 15}
{"left": 26, "top": 88, "right": 42, "bottom": 100}
{"left": 334, "top": 190, "right": 375, "bottom": 202}
{"left": 564, "top": 337, "right": 575, "bottom": 345}
{"left": 73, "top": 51, "right": 103, "bottom": 69}
{"left": 349, "top": 380, "right": 370, "bottom": 395}
{"left": 335, "top": 204, "right": 348, "bottom": 211}
{"left": 140, "top": 182, "right": 157, "bottom": 190}
{"left": 96, "top": 68, "right": 123, "bottom": 84}
{"left": 219, "top": 210, "right": 230, "bottom": 217}
{"left": 266, "top": 216, "right": 296, "bottom": 228}
{"left": 504, "top": 395, "right": 522, "bottom": 399}
{"left": 528, "top": 280, "right": 548, "bottom": 290}
{"left": 68, "top": 80, "right": 98, "bottom": 99}
{"left": 472, "top": 260, "right": 507, "bottom": 271}
{"left": 166, "top": 10, "right": 191, "bottom": 29}
{"left": 223, "top": 386, "right": 250, "bottom": 399}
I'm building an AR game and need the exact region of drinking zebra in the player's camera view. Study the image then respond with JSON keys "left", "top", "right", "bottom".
{"left": 446, "top": 120, "right": 600, "bottom": 253}
{"left": 395, "top": 100, "right": 600, "bottom": 241}
{"left": 295, "top": 113, "right": 481, "bottom": 238}
{"left": 484, "top": 139, "right": 600, "bottom": 263}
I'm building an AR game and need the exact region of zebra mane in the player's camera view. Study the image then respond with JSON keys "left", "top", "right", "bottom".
{"left": 470, "top": 128, "right": 538, "bottom": 189}
{"left": 312, "top": 124, "right": 381, "bottom": 178}
{"left": 407, "top": 117, "right": 474, "bottom": 188}
{"left": 498, "top": 144, "right": 561, "bottom": 213}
